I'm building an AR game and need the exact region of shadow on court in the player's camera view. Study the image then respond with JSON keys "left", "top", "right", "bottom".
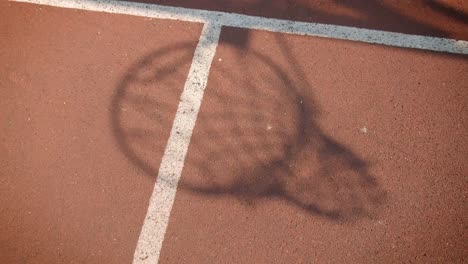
{"left": 123, "top": 0, "right": 468, "bottom": 41}
{"left": 110, "top": 27, "right": 387, "bottom": 222}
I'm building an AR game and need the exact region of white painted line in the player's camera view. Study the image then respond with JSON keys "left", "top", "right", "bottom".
{"left": 11, "top": 0, "right": 468, "bottom": 54}
{"left": 131, "top": 22, "right": 221, "bottom": 264}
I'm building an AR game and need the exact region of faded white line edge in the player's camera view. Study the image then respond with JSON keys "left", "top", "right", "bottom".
{"left": 11, "top": 0, "right": 468, "bottom": 54}
{"left": 131, "top": 22, "right": 221, "bottom": 264}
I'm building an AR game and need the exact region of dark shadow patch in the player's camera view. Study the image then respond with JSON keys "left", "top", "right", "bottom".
{"left": 110, "top": 30, "right": 387, "bottom": 222}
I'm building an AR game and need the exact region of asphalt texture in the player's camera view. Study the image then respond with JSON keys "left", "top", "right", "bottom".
{"left": 1, "top": 1, "right": 467, "bottom": 263}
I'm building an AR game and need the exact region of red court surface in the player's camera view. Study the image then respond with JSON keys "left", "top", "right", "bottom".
{"left": 1, "top": 0, "right": 467, "bottom": 263}
{"left": 160, "top": 28, "right": 467, "bottom": 263}
{"left": 1, "top": 2, "right": 202, "bottom": 263}
{"left": 134, "top": 0, "right": 468, "bottom": 40}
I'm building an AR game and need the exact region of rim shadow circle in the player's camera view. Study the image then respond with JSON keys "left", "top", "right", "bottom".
{"left": 110, "top": 41, "right": 386, "bottom": 221}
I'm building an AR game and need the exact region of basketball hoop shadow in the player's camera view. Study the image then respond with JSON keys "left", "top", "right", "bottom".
{"left": 110, "top": 37, "right": 387, "bottom": 222}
